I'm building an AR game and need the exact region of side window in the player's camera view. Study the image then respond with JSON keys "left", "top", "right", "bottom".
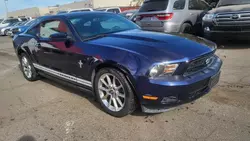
{"left": 107, "top": 9, "right": 120, "bottom": 14}
{"left": 113, "top": 9, "right": 120, "bottom": 14}
{"left": 173, "top": 0, "right": 186, "bottom": 10}
{"left": 39, "top": 20, "right": 69, "bottom": 38}
{"left": 107, "top": 9, "right": 113, "bottom": 13}
{"left": 188, "top": 0, "right": 199, "bottom": 10}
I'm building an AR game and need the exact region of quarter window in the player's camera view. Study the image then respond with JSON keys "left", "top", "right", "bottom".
{"left": 189, "top": 0, "right": 209, "bottom": 10}
{"left": 173, "top": 0, "right": 186, "bottom": 10}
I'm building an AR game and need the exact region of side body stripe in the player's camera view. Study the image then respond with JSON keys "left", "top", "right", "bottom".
{"left": 33, "top": 63, "right": 92, "bottom": 87}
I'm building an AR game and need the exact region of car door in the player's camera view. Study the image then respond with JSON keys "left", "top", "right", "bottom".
{"left": 37, "top": 19, "right": 76, "bottom": 74}
{"left": 188, "top": 0, "right": 203, "bottom": 25}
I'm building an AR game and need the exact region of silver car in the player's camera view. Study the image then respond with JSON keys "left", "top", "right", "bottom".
{"left": 136, "top": 0, "right": 211, "bottom": 34}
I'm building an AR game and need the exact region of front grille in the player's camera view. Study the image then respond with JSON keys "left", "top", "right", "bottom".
{"left": 185, "top": 53, "right": 214, "bottom": 75}
{"left": 214, "top": 12, "right": 250, "bottom": 26}
{"left": 211, "top": 26, "right": 250, "bottom": 32}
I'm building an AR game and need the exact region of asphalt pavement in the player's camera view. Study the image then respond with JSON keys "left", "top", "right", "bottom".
{"left": 0, "top": 36, "right": 250, "bottom": 141}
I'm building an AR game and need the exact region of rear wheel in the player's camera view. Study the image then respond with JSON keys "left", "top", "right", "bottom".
{"left": 180, "top": 23, "right": 193, "bottom": 34}
{"left": 20, "top": 53, "right": 39, "bottom": 81}
{"left": 94, "top": 68, "right": 136, "bottom": 117}
{"left": 4, "top": 30, "right": 8, "bottom": 36}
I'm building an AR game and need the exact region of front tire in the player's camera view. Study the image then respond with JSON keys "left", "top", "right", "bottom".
{"left": 20, "top": 53, "right": 39, "bottom": 81}
{"left": 94, "top": 68, "right": 136, "bottom": 117}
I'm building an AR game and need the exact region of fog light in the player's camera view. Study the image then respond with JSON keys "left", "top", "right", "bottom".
{"left": 204, "top": 27, "right": 210, "bottom": 32}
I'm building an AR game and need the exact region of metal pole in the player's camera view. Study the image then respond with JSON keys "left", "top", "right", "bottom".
{"left": 4, "top": 0, "right": 8, "bottom": 18}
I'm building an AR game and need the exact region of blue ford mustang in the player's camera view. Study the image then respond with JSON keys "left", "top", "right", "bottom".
{"left": 13, "top": 12, "right": 222, "bottom": 117}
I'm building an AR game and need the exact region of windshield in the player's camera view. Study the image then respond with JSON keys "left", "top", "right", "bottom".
{"left": 0, "top": 19, "right": 3, "bottom": 23}
{"left": 2, "top": 19, "right": 19, "bottom": 24}
{"left": 217, "top": 0, "right": 250, "bottom": 7}
{"left": 25, "top": 20, "right": 35, "bottom": 26}
{"left": 70, "top": 9, "right": 91, "bottom": 13}
{"left": 69, "top": 13, "right": 139, "bottom": 39}
{"left": 57, "top": 11, "right": 68, "bottom": 14}
{"left": 139, "top": 0, "right": 169, "bottom": 12}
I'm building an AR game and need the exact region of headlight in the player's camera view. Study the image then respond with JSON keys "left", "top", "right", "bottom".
{"left": 18, "top": 28, "right": 22, "bottom": 32}
{"left": 149, "top": 63, "right": 179, "bottom": 78}
{"left": 203, "top": 14, "right": 215, "bottom": 21}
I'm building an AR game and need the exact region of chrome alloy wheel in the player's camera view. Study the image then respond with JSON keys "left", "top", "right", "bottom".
{"left": 21, "top": 56, "right": 32, "bottom": 79}
{"left": 98, "top": 73, "right": 126, "bottom": 112}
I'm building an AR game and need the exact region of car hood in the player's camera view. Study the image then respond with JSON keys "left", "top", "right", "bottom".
{"left": 88, "top": 29, "right": 215, "bottom": 62}
{"left": 209, "top": 4, "right": 250, "bottom": 14}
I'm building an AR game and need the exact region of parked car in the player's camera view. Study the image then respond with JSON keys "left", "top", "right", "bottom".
{"left": 9, "top": 20, "right": 36, "bottom": 37}
{"left": 0, "top": 21, "right": 24, "bottom": 36}
{"left": 13, "top": 12, "right": 222, "bottom": 117}
{"left": 120, "top": 9, "right": 138, "bottom": 19}
{"left": 95, "top": 7, "right": 122, "bottom": 13}
{"left": 0, "top": 21, "right": 29, "bottom": 36}
{"left": 57, "top": 8, "right": 93, "bottom": 14}
{"left": 203, "top": 0, "right": 250, "bottom": 40}
{"left": 0, "top": 18, "right": 21, "bottom": 28}
{"left": 136, "top": 0, "right": 211, "bottom": 34}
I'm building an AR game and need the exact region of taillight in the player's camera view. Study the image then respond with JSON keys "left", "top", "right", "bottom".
{"left": 136, "top": 13, "right": 173, "bottom": 21}
{"left": 156, "top": 13, "right": 173, "bottom": 20}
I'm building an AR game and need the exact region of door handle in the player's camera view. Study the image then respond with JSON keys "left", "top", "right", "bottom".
{"left": 190, "top": 13, "right": 194, "bottom": 15}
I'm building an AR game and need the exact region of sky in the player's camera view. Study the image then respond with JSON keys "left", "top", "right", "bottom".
{"left": 0, "top": 0, "right": 80, "bottom": 18}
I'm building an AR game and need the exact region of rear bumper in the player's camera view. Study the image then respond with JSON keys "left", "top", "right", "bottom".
{"left": 135, "top": 56, "right": 222, "bottom": 113}
{"left": 138, "top": 22, "right": 181, "bottom": 33}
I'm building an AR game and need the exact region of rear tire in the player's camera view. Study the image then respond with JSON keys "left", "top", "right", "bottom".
{"left": 4, "top": 30, "right": 8, "bottom": 36}
{"left": 94, "top": 68, "right": 136, "bottom": 117}
{"left": 180, "top": 23, "right": 193, "bottom": 34}
{"left": 20, "top": 53, "right": 39, "bottom": 81}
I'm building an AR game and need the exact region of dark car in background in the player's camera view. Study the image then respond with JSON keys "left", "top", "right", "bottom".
{"left": 13, "top": 12, "right": 222, "bottom": 117}
{"left": 203, "top": 0, "right": 250, "bottom": 40}
{"left": 136, "top": 0, "right": 211, "bottom": 34}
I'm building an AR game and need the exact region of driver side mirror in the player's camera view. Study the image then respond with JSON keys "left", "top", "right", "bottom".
{"left": 50, "top": 32, "right": 68, "bottom": 41}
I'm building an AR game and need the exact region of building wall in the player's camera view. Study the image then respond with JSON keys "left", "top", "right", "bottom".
{"left": 58, "top": 0, "right": 93, "bottom": 11}
{"left": 93, "top": 0, "right": 132, "bottom": 8}
{"left": 8, "top": 7, "right": 47, "bottom": 18}
{"left": 7, "top": 0, "right": 134, "bottom": 17}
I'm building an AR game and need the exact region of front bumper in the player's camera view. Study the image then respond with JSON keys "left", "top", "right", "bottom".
{"left": 136, "top": 56, "right": 222, "bottom": 113}
{"left": 203, "top": 21, "right": 250, "bottom": 40}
